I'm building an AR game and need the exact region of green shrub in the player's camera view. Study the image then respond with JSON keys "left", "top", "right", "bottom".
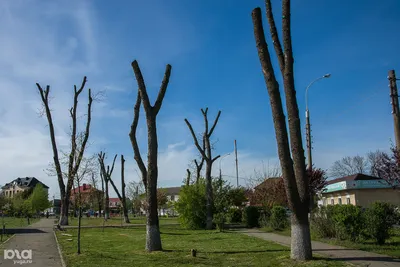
{"left": 243, "top": 206, "right": 260, "bottom": 228}
{"left": 174, "top": 181, "right": 207, "bottom": 229}
{"left": 258, "top": 207, "right": 271, "bottom": 228}
{"left": 331, "top": 205, "right": 363, "bottom": 242}
{"left": 364, "top": 202, "right": 398, "bottom": 245}
{"left": 310, "top": 206, "right": 335, "bottom": 238}
{"left": 269, "top": 205, "right": 288, "bottom": 230}
{"left": 213, "top": 212, "right": 226, "bottom": 232}
{"left": 227, "top": 208, "right": 242, "bottom": 223}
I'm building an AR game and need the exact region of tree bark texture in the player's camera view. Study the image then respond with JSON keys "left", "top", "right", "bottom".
{"left": 251, "top": 1, "right": 312, "bottom": 260}
{"left": 130, "top": 60, "right": 171, "bottom": 252}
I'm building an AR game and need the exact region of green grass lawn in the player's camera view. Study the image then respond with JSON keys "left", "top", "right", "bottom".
{"left": 0, "top": 217, "right": 39, "bottom": 228}
{"left": 261, "top": 226, "right": 400, "bottom": 258}
{"left": 68, "top": 216, "right": 178, "bottom": 226}
{"left": 56, "top": 225, "right": 349, "bottom": 267}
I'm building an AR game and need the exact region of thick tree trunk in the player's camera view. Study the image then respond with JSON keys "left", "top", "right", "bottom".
{"left": 121, "top": 155, "right": 130, "bottom": 224}
{"left": 251, "top": 4, "right": 312, "bottom": 260}
{"left": 291, "top": 213, "right": 312, "bottom": 260}
{"left": 59, "top": 197, "right": 69, "bottom": 225}
{"left": 205, "top": 161, "right": 213, "bottom": 230}
{"left": 145, "top": 119, "right": 162, "bottom": 251}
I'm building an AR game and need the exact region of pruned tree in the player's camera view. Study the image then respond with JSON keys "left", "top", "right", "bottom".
{"left": 186, "top": 169, "right": 191, "bottom": 186}
{"left": 330, "top": 155, "right": 368, "bottom": 177}
{"left": 194, "top": 138, "right": 206, "bottom": 183}
{"left": 107, "top": 155, "right": 130, "bottom": 223}
{"left": 251, "top": 1, "right": 312, "bottom": 259}
{"left": 185, "top": 108, "right": 221, "bottom": 230}
{"left": 98, "top": 152, "right": 117, "bottom": 220}
{"left": 37, "top": 77, "right": 93, "bottom": 226}
{"left": 373, "top": 147, "right": 400, "bottom": 190}
{"left": 129, "top": 60, "right": 171, "bottom": 252}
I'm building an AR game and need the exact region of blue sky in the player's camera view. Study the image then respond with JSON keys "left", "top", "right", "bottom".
{"left": 0, "top": 0, "right": 399, "bottom": 198}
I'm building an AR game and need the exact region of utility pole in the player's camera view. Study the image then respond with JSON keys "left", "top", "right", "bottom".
{"left": 388, "top": 70, "right": 400, "bottom": 149}
{"left": 234, "top": 140, "right": 239, "bottom": 187}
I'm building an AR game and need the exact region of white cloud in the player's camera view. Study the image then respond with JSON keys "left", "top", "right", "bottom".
{"left": 0, "top": 1, "right": 100, "bottom": 198}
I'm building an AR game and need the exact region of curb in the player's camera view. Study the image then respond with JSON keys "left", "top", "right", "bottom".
{"left": 53, "top": 230, "right": 67, "bottom": 267}
{"left": 0, "top": 234, "right": 15, "bottom": 246}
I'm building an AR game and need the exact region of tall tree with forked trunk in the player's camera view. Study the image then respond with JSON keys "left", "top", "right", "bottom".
{"left": 98, "top": 152, "right": 117, "bottom": 220}
{"left": 185, "top": 108, "right": 221, "bottom": 230}
{"left": 107, "top": 155, "right": 130, "bottom": 223}
{"left": 251, "top": 0, "right": 312, "bottom": 260}
{"left": 37, "top": 77, "right": 93, "bottom": 226}
{"left": 129, "top": 60, "right": 171, "bottom": 252}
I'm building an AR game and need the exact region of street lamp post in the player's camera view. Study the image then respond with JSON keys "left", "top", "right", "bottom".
{"left": 305, "top": 73, "right": 331, "bottom": 170}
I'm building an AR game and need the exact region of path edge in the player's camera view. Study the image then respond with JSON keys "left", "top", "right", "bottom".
{"left": 0, "top": 234, "right": 15, "bottom": 245}
{"left": 54, "top": 230, "right": 67, "bottom": 267}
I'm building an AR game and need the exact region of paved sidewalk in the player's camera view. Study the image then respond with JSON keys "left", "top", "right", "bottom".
{"left": 0, "top": 219, "right": 62, "bottom": 267}
{"left": 238, "top": 229, "right": 400, "bottom": 267}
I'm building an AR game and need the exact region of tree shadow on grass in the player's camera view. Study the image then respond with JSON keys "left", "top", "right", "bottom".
{"left": 163, "top": 249, "right": 289, "bottom": 254}
{"left": 5, "top": 228, "right": 47, "bottom": 234}
{"left": 313, "top": 256, "right": 400, "bottom": 263}
{"left": 160, "top": 232, "right": 190, "bottom": 236}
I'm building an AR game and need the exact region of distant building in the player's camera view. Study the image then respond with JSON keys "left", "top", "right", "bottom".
{"left": 319, "top": 173, "right": 400, "bottom": 208}
{"left": 158, "top": 186, "right": 181, "bottom": 216}
{"left": 1, "top": 177, "right": 49, "bottom": 198}
{"left": 70, "top": 183, "right": 103, "bottom": 210}
{"left": 250, "top": 177, "right": 287, "bottom": 207}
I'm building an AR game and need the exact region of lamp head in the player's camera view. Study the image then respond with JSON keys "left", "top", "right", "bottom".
{"left": 323, "top": 73, "right": 331, "bottom": 78}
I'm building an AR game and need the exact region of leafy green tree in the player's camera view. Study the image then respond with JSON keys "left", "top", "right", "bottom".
{"left": 176, "top": 178, "right": 239, "bottom": 229}
{"left": 28, "top": 184, "right": 50, "bottom": 214}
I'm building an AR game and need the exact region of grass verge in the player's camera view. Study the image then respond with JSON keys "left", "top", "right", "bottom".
{"left": 260, "top": 226, "right": 400, "bottom": 258}
{"left": 67, "top": 216, "right": 178, "bottom": 226}
{"left": 56, "top": 225, "right": 349, "bottom": 267}
{"left": 0, "top": 217, "right": 39, "bottom": 228}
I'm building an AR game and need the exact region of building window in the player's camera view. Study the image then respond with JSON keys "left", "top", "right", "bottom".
{"left": 346, "top": 197, "right": 351, "bottom": 205}
{"left": 338, "top": 198, "right": 342, "bottom": 205}
{"left": 331, "top": 199, "right": 334, "bottom": 205}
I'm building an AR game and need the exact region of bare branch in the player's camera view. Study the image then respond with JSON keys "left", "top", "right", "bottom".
{"left": 208, "top": 110, "right": 221, "bottom": 137}
{"left": 109, "top": 154, "right": 118, "bottom": 177}
{"left": 201, "top": 108, "right": 209, "bottom": 136}
{"left": 129, "top": 91, "right": 147, "bottom": 188}
{"left": 212, "top": 155, "right": 221, "bottom": 163}
{"left": 184, "top": 118, "right": 207, "bottom": 160}
{"left": 131, "top": 60, "right": 152, "bottom": 112}
{"left": 36, "top": 82, "right": 65, "bottom": 198}
{"left": 265, "top": 0, "right": 285, "bottom": 74}
{"left": 153, "top": 64, "right": 172, "bottom": 115}
{"left": 72, "top": 88, "right": 93, "bottom": 177}
{"left": 251, "top": 7, "right": 301, "bottom": 210}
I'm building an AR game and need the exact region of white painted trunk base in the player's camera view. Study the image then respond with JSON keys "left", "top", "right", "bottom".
{"left": 290, "top": 223, "right": 312, "bottom": 260}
